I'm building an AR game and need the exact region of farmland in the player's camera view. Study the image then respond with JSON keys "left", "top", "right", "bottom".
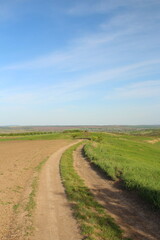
{"left": 0, "top": 128, "right": 159, "bottom": 240}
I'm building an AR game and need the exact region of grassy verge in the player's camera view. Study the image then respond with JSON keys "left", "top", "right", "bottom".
{"left": 60, "top": 143, "right": 130, "bottom": 240}
{"left": 84, "top": 133, "right": 160, "bottom": 209}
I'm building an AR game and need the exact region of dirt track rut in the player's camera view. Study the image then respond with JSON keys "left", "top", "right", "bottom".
{"left": 74, "top": 145, "right": 160, "bottom": 240}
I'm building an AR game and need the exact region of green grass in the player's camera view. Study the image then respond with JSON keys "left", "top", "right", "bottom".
{"left": 0, "top": 131, "right": 53, "bottom": 136}
{"left": 0, "top": 131, "right": 92, "bottom": 142}
{"left": 60, "top": 143, "right": 130, "bottom": 240}
{"left": 35, "top": 157, "right": 48, "bottom": 172}
{"left": 0, "top": 200, "right": 12, "bottom": 205}
{"left": 13, "top": 203, "right": 20, "bottom": 212}
{"left": 84, "top": 133, "right": 160, "bottom": 208}
{"left": 0, "top": 132, "right": 71, "bottom": 141}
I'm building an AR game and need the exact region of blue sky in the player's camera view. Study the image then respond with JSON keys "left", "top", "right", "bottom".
{"left": 0, "top": 0, "right": 160, "bottom": 125}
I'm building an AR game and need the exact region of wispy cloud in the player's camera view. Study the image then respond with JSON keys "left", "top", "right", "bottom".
{"left": 1, "top": 60, "right": 160, "bottom": 107}
{"left": 1, "top": 28, "right": 160, "bottom": 74}
{"left": 1, "top": 0, "right": 160, "bottom": 76}
{"left": 0, "top": 31, "right": 122, "bottom": 71}
{"left": 106, "top": 80, "right": 160, "bottom": 100}
{"left": 67, "top": 0, "right": 160, "bottom": 16}
{"left": 65, "top": 59, "right": 160, "bottom": 88}
{"left": 0, "top": 0, "right": 160, "bottom": 125}
{"left": 67, "top": 1, "right": 112, "bottom": 15}
{"left": 1, "top": 52, "right": 71, "bottom": 71}
{"left": 0, "top": 80, "right": 91, "bottom": 106}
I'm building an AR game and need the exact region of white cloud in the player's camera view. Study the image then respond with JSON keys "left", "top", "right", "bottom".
{"left": 0, "top": 0, "right": 160, "bottom": 125}
{"left": 1, "top": 61, "right": 160, "bottom": 107}
{"left": 0, "top": 31, "right": 122, "bottom": 71}
{"left": 106, "top": 80, "right": 160, "bottom": 100}
{"left": 1, "top": 52, "right": 71, "bottom": 70}
{"left": 0, "top": 81, "right": 90, "bottom": 105}
{"left": 67, "top": 0, "right": 160, "bottom": 16}
{"left": 69, "top": 60, "right": 160, "bottom": 88}
{"left": 1, "top": 26, "right": 160, "bottom": 74}
{"left": 1, "top": 0, "right": 160, "bottom": 75}
{"left": 67, "top": 1, "right": 112, "bottom": 15}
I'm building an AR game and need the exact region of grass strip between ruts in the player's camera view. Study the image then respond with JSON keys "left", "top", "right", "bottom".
{"left": 60, "top": 142, "right": 131, "bottom": 240}
{"left": 24, "top": 157, "right": 48, "bottom": 236}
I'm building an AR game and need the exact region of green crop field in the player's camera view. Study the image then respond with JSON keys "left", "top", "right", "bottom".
{"left": 0, "top": 131, "right": 82, "bottom": 141}
{"left": 84, "top": 131, "right": 160, "bottom": 209}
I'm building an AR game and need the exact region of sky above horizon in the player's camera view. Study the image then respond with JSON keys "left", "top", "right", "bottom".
{"left": 0, "top": 0, "right": 160, "bottom": 125}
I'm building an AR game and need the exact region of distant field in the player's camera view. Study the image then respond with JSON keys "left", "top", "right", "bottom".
{"left": 84, "top": 131, "right": 160, "bottom": 208}
{"left": 0, "top": 125, "right": 160, "bottom": 134}
{"left": 0, "top": 132, "right": 74, "bottom": 142}
{"left": 0, "top": 129, "right": 93, "bottom": 141}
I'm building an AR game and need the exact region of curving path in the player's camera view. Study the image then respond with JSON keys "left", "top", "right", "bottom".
{"left": 33, "top": 141, "right": 82, "bottom": 240}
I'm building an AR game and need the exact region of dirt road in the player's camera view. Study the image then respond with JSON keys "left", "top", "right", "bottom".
{"left": 32, "top": 141, "right": 82, "bottom": 240}
{"left": 74, "top": 145, "right": 160, "bottom": 240}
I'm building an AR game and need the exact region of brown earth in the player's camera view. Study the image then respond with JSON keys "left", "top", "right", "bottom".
{"left": 0, "top": 139, "right": 75, "bottom": 240}
{"left": 74, "top": 145, "right": 160, "bottom": 240}
{"left": 146, "top": 138, "right": 160, "bottom": 144}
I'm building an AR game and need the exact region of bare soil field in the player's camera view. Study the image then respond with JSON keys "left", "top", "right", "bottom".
{"left": 74, "top": 145, "right": 160, "bottom": 240}
{"left": 0, "top": 139, "right": 74, "bottom": 240}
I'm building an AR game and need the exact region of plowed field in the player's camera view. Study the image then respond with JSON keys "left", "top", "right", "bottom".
{"left": 0, "top": 139, "right": 73, "bottom": 239}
